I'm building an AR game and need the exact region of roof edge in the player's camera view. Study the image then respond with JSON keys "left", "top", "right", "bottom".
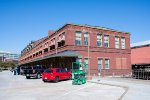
{"left": 65, "top": 23, "right": 130, "bottom": 34}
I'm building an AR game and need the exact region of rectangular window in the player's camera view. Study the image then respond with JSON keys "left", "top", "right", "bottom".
{"left": 115, "top": 36, "right": 120, "bottom": 48}
{"left": 84, "top": 32, "right": 89, "bottom": 46}
{"left": 84, "top": 58, "right": 89, "bottom": 69}
{"left": 121, "top": 37, "right": 125, "bottom": 49}
{"left": 98, "top": 58, "right": 103, "bottom": 71}
{"left": 75, "top": 31, "right": 82, "bottom": 45}
{"left": 97, "top": 34, "right": 102, "bottom": 47}
{"left": 56, "top": 69, "right": 61, "bottom": 73}
{"left": 105, "top": 59, "right": 110, "bottom": 69}
{"left": 61, "top": 68, "right": 67, "bottom": 72}
{"left": 104, "top": 35, "right": 109, "bottom": 48}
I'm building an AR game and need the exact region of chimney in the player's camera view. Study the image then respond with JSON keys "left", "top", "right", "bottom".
{"left": 48, "top": 30, "right": 55, "bottom": 36}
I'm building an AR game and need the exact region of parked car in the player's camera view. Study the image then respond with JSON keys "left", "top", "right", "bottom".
{"left": 42, "top": 68, "right": 72, "bottom": 83}
{"left": 24, "top": 65, "right": 46, "bottom": 79}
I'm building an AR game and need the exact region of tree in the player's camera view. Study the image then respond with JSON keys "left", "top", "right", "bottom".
{"left": 0, "top": 61, "right": 16, "bottom": 69}
{"left": 0, "top": 61, "right": 2, "bottom": 68}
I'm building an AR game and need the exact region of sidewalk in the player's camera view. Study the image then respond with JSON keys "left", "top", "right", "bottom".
{"left": 88, "top": 77, "right": 150, "bottom": 100}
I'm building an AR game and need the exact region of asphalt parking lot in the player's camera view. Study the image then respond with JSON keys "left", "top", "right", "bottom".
{"left": 91, "top": 76, "right": 150, "bottom": 100}
{"left": 0, "top": 71, "right": 124, "bottom": 100}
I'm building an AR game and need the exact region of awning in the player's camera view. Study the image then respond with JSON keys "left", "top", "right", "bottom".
{"left": 51, "top": 50, "right": 80, "bottom": 57}
{"left": 22, "top": 51, "right": 81, "bottom": 65}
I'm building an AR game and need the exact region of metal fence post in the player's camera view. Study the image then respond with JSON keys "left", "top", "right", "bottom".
{"left": 138, "top": 69, "right": 139, "bottom": 79}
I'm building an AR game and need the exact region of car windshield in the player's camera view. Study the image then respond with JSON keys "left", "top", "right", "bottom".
{"left": 44, "top": 69, "right": 53, "bottom": 73}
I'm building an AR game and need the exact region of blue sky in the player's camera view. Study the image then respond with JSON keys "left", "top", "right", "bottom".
{"left": 0, "top": 0, "right": 150, "bottom": 54}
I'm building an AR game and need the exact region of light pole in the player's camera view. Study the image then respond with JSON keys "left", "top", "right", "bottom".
{"left": 56, "top": 35, "right": 58, "bottom": 54}
{"left": 88, "top": 32, "right": 91, "bottom": 79}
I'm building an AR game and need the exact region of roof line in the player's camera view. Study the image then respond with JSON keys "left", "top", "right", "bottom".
{"left": 55, "top": 23, "right": 129, "bottom": 34}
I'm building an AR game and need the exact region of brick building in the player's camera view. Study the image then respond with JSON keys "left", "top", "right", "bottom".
{"left": 19, "top": 23, "right": 131, "bottom": 76}
{"left": 131, "top": 40, "right": 150, "bottom": 79}
{"left": 0, "top": 51, "right": 20, "bottom": 64}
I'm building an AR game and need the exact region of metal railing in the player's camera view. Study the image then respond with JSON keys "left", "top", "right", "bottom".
{"left": 132, "top": 69, "right": 150, "bottom": 80}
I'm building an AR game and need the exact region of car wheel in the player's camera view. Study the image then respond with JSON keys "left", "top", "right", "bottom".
{"left": 26, "top": 76, "right": 30, "bottom": 79}
{"left": 43, "top": 80, "right": 47, "bottom": 82}
{"left": 36, "top": 73, "right": 41, "bottom": 79}
{"left": 54, "top": 76, "right": 59, "bottom": 83}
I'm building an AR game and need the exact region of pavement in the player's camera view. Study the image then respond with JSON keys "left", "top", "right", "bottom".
{"left": 89, "top": 76, "right": 150, "bottom": 100}
{"left": 0, "top": 71, "right": 124, "bottom": 100}
{"left": 0, "top": 71, "right": 150, "bottom": 100}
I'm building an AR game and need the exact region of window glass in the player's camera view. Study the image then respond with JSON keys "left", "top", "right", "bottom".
{"left": 44, "top": 69, "right": 53, "bottom": 73}
{"left": 84, "top": 32, "right": 89, "bottom": 46}
{"left": 104, "top": 35, "right": 109, "bottom": 47}
{"left": 75, "top": 31, "right": 82, "bottom": 45}
{"left": 115, "top": 36, "right": 120, "bottom": 48}
{"left": 98, "top": 58, "right": 103, "bottom": 71}
{"left": 61, "top": 68, "right": 66, "bottom": 72}
{"left": 56, "top": 69, "right": 61, "bottom": 73}
{"left": 97, "top": 34, "right": 102, "bottom": 47}
{"left": 121, "top": 37, "right": 125, "bottom": 49}
{"left": 105, "top": 59, "right": 110, "bottom": 69}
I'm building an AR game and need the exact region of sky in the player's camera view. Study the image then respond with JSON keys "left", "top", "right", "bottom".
{"left": 0, "top": 0, "right": 150, "bottom": 54}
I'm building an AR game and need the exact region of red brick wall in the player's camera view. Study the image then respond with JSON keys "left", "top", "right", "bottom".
{"left": 19, "top": 24, "right": 131, "bottom": 76}
{"left": 65, "top": 25, "right": 131, "bottom": 75}
{"left": 131, "top": 46, "right": 150, "bottom": 64}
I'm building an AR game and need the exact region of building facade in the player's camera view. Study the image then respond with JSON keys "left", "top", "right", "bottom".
{"left": 131, "top": 40, "right": 150, "bottom": 79}
{"left": 19, "top": 23, "right": 131, "bottom": 76}
{"left": 131, "top": 40, "right": 150, "bottom": 65}
{"left": 0, "top": 51, "right": 20, "bottom": 63}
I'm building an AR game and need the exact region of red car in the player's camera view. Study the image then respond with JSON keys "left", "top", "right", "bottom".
{"left": 42, "top": 68, "right": 72, "bottom": 82}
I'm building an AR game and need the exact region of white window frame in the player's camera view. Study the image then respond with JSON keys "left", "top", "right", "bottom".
{"left": 115, "top": 36, "right": 120, "bottom": 49}
{"left": 97, "top": 34, "right": 102, "bottom": 47}
{"left": 104, "top": 35, "right": 109, "bottom": 48}
{"left": 98, "top": 58, "right": 103, "bottom": 71}
{"left": 121, "top": 37, "right": 125, "bottom": 49}
{"left": 75, "top": 31, "right": 82, "bottom": 45}
{"left": 84, "top": 32, "right": 89, "bottom": 46}
{"left": 105, "top": 59, "right": 110, "bottom": 69}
